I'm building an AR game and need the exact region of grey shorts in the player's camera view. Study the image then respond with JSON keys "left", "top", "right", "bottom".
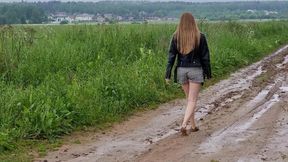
{"left": 177, "top": 67, "right": 204, "bottom": 84}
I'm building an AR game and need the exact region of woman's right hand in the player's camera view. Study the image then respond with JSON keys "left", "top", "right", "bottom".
{"left": 165, "top": 79, "right": 170, "bottom": 85}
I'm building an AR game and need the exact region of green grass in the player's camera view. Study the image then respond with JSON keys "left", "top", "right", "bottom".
{"left": 1, "top": 21, "right": 288, "bottom": 161}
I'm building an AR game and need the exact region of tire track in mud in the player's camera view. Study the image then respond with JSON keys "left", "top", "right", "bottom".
{"left": 37, "top": 45, "right": 288, "bottom": 162}
{"left": 196, "top": 77, "right": 283, "bottom": 158}
{"left": 137, "top": 46, "right": 288, "bottom": 162}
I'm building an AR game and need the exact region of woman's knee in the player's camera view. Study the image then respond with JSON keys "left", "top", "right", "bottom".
{"left": 181, "top": 83, "right": 189, "bottom": 89}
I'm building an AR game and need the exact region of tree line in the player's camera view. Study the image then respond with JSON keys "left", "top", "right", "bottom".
{"left": 0, "top": 4, "right": 46, "bottom": 24}
{"left": 0, "top": 1, "right": 288, "bottom": 25}
{"left": 35, "top": 1, "right": 288, "bottom": 20}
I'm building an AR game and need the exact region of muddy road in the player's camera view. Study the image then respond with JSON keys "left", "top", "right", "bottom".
{"left": 38, "top": 45, "right": 288, "bottom": 162}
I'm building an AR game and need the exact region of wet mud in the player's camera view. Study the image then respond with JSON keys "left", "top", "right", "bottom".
{"left": 37, "top": 45, "right": 288, "bottom": 162}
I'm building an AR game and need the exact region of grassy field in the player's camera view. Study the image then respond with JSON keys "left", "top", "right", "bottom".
{"left": 1, "top": 21, "right": 288, "bottom": 160}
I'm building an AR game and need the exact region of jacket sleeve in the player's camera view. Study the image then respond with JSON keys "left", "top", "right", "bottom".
{"left": 165, "top": 37, "right": 178, "bottom": 79}
{"left": 199, "top": 34, "right": 212, "bottom": 80}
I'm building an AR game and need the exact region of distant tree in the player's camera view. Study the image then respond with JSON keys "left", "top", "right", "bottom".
{"left": 60, "top": 20, "right": 69, "bottom": 24}
{"left": 0, "top": 4, "right": 47, "bottom": 25}
{"left": 0, "top": 15, "right": 6, "bottom": 24}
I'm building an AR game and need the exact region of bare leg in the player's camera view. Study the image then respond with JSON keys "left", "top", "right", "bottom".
{"left": 182, "top": 82, "right": 201, "bottom": 128}
{"left": 181, "top": 82, "right": 189, "bottom": 98}
{"left": 182, "top": 82, "right": 196, "bottom": 127}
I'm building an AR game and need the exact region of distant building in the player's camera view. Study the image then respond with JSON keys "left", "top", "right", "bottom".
{"left": 264, "top": 10, "right": 278, "bottom": 16}
{"left": 128, "top": 16, "right": 134, "bottom": 21}
{"left": 247, "top": 9, "right": 256, "bottom": 13}
{"left": 66, "top": 16, "right": 76, "bottom": 22}
{"left": 49, "top": 12, "right": 70, "bottom": 24}
{"left": 75, "top": 14, "right": 94, "bottom": 21}
{"left": 147, "top": 16, "right": 161, "bottom": 21}
{"left": 94, "top": 16, "right": 105, "bottom": 22}
{"left": 104, "top": 14, "right": 113, "bottom": 20}
{"left": 48, "top": 13, "right": 96, "bottom": 23}
{"left": 116, "top": 16, "right": 123, "bottom": 21}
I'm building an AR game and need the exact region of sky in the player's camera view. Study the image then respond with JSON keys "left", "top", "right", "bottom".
{"left": 0, "top": 0, "right": 285, "bottom": 2}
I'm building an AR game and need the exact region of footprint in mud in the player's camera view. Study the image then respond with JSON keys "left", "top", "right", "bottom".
{"left": 144, "top": 137, "right": 153, "bottom": 144}
{"left": 162, "top": 112, "right": 171, "bottom": 116}
{"left": 157, "top": 132, "right": 164, "bottom": 136}
{"left": 71, "top": 153, "right": 81, "bottom": 158}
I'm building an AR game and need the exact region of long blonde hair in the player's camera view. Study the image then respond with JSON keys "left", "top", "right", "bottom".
{"left": 174, "top": 12, "right": 200, "bottom": 55}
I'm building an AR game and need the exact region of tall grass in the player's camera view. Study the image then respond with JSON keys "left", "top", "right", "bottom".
{"left": 1, "top": 21, "right": 288, "bottom": 153}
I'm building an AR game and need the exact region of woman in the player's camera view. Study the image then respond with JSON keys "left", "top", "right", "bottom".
{"left": 165, "top": 12, "right": 212, "bottom": 136}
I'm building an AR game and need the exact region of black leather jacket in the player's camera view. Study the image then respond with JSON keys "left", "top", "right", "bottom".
{"left": 165, "top": 33, "right": 212, "bottom": 83}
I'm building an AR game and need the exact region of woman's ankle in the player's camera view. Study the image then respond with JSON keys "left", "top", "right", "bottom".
{"left": 181, "top": 123, "right": 187, "bottom": 128}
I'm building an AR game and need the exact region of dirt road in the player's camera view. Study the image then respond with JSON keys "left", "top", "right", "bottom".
{"left": 38, "top": 45, "right": 288, "bottom": 162}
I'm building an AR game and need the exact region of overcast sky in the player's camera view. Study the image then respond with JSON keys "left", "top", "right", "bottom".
{"left": 1, "top": 0, "right": 286, "bottom": 2}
